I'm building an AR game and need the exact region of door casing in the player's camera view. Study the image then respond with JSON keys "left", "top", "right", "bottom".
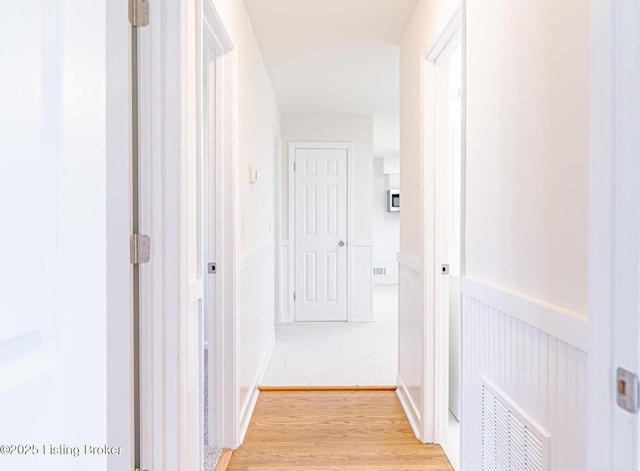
{"left": 415, "top": 0, "right": 465, "bottom": 452}
{"left": 588, "top": 0, "right": 640, "bottom": 469}
{"left": 137, "top": 1, "right": 239, "bottom": 470}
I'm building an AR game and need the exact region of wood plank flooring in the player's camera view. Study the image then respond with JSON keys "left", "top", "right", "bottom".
{"left": 227, "top": 390, "right": 454, "bottom": 471}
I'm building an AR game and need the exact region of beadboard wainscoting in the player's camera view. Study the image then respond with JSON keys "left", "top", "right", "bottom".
{"left": 350, "top": 241, "right": 374, "bottom": 321}
{"left": 237, "top": 245, "right": 276, "bottom": 443}
{"left": 396, "top": 253, "right": 425, "bottom": 440}
{"left": 460, "top": 277, "right": 588, "bottom": 470}
{"left": 280, "top": 239, "right": 374, "bottom": 322}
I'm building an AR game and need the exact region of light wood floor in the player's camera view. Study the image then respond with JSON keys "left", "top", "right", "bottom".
{"left": 227, "top": 390, "right": 454, "bottom": 471}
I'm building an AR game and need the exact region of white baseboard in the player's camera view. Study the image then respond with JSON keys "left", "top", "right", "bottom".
{"left": 396, "top": 374, "right": 423, "bottom": 442}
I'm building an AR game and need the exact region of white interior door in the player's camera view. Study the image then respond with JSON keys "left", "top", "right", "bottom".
{"left": 294, "top": 147, "right": 348, "bottom": 322}
{"left": 0, "top": 1, "right": 132, "bottom": 470}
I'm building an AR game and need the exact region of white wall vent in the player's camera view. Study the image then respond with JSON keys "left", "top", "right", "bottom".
{"left": 373, "top": 267, "right": 387, "bottom": 276}
{"left": 481, "top": 377, "right": 551, "bottom": 471}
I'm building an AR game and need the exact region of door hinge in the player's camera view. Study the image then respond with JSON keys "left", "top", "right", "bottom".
{"left": 129, "top": 0, "right": 149, "bottom": 27}
{"left": 293, "top": 161, "right": 296, "bottom": 171}
{"left": 130, "top": 234, "right": 151, "bottom": 264}
{"left": 208, "top": 262, "right": 217, "bottom": 274}
{"left": 293, "top": 291, "right": 296, "bottom": 302}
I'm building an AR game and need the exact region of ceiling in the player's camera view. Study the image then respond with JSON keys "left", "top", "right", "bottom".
{"left": 242, "top": 0, "right": 420, "bottom": 117}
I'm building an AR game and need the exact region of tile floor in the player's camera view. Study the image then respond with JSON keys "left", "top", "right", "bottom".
{"left": 262, "top": 284, "right": 399, "bottom": 386}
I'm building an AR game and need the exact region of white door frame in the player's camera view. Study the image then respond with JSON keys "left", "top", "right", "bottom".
{"left": 137, "top": 0, "right": 238, "bottom": 469}
{"left": 106, "top": 1, "right": 135, "bottom": 469}
{"left": 588, "top": 0, "right": 640, "bottom": 469}
{"left": 202, "top": 0, "right": 237, "bottom": 450}
{"left": 288, "top": 141, "right": 353, "bottom": 322}
{"left": 420, "top": 0, "right": 463, "bottom": 447}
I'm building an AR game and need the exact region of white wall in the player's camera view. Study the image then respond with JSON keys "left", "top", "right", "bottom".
{"left": 373, "top": 115, "right": 400, "bottom": 157}
{"left": 372, "top": 158, "right": 399, "bottom": 284}
{"left": 462, "top": 0, "right": 589, "bottom": 468}
{"left": 399, "top": 2, "right": 589, "bottom": 468}
{"left": 209, "top": 0, "right": 280, "bottom": 444}
{"left": 281, "top": 115, "right": 373, "bottom": 242}
{"left": 465, "top": 1, "right": 588, "bottom": 315}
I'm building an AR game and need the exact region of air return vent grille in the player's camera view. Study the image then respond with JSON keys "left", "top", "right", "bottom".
{"left": 373, "top": 267, "right": 387, "bottom": 276}
{"left": 481, "top": 378, "right": 550, "bottom": 471}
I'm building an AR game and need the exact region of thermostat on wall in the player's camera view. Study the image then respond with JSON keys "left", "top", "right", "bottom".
{"left": 387, "top": 189, "right": 400, "bottom": 212}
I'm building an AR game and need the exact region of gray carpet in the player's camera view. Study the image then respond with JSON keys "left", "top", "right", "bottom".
{"left": 204, "top": 446, "right": 222, "bottom": 470}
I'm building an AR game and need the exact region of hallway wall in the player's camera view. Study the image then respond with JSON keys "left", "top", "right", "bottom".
{"left": 280, "top": 114, "right": 374, "bottom": 241}
{"left": 372, "top": 157, "right": 399, "bottom": 285}
{"left": 211, "top": 0, "right": 281, "bottom": 444}
{"left": 398, "top": 0, "right": 589, "bottom": 467}
{"left": 462, "top": 0, "right": 589, "bottom": 469}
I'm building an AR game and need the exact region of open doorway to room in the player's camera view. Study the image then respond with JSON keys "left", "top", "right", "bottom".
{"left": 429, "top": 19, "right": 463, "bottom": 470}
{"left": 200, "top": 1, "right": 235, "bottom": 467}
{"left": 263, "top": 132, "right": 399, "bottom": 388}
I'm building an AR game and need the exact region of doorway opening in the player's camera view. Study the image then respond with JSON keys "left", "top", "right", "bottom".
{"left": 426, "top": 12, "right": 463, "bottom": 469}
{"left": 436, "top": 37, "right": 462, "bottom": 468}
{"left": 263, "top": 139, "right": 398, "bottom": 387}
{"left": 201, "top": 0, "right": 235, "bottom": 464}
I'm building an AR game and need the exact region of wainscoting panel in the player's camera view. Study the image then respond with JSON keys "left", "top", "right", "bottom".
{"left": 397, "top": 253, "right": 424, "bottom": 440}
{"left": 350, "top": 241, "right": 374, "bottom": 321}
{"left": 279, "top": 241, "right": 292, "bottom": 323}
{"left": 281, "top": 240, "right": 373, "bottom": 322}
{"left": 461, "top": 289, "right": 587, "bottom": 470}
{"left": 237, "top": 245, "right": 276, "bottom": 443}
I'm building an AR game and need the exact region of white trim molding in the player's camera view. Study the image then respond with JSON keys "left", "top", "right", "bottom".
{"left": 137, "top": 1, "right": 238, "bottom": 468}
{"left": 460, "top": 277, "right": 588, "bottom": 351}
{"left": 237, "top": 333, "right": 275, "bottom": 444}
{"left": 396, "top": 373, "right": 423, "bottom": 440}
{"left": 397, "top": 252, "right": 423, "bottom": 273}
{"left": 418, "top": 0, "right": 465, "bottom": 451}
{"left": 424, "top": 1, "right": 462, "bottom": 62}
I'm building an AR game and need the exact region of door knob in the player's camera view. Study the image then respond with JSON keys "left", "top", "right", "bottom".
{"left": 338, "top": 240, "right": 345, "bottom": 247}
